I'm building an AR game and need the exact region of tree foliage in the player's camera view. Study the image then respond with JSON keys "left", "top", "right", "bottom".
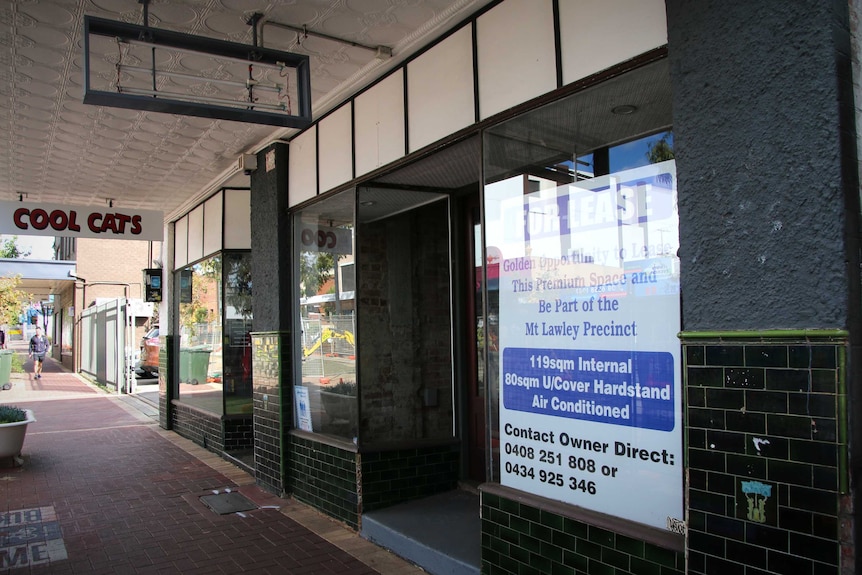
{"left": 647, "top": 132, "right": 674, "bottom": 164}
{"left": 0, "top": 236, "right": 31, "bottom": 259}
{"left": 0, "top": 275, "right": 29, "bottom": 325}
{"left": 300, "top": 252, "right": 334, "bottom": 298}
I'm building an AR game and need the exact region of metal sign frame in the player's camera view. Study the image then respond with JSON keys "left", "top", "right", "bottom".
{"left": 83, "top": 16, "right": 312, "bottom": 128}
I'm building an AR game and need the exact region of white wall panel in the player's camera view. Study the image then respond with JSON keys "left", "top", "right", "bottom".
{"left": 318, "top": 104, "right": 353, "bottom": 193}
{"left": 355, "top": 70, "right": 405, "bottom": 177}
{"left": 408, "top": 26, "right": 475, "bottom": 152}
{"left": 174, "top": 216, "right": 188, "bottom": 270}
{"left": 289, "top": 126, "right": 318, "bottom": 208}
{"left": 224, "top": 189, "right": 251, "bottom": 249}
{"left": 203, "top": 191, "right": 222, "bottom": 258}
{"left": 477, "top": 0, "right": 556, "bottom": 120}
{"left": 559, "top": 0, "right": 667, "bottom": 84}
{"left": 187, "top": 204, "right": 204, "bottom": 264}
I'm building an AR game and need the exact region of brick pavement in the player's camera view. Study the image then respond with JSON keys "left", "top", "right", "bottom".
{"left": 0, "top": 345, "right": 424, "bottom": 575}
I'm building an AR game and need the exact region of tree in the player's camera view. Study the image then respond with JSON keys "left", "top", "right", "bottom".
{"left": 300, "top": 252, "right": 334, "bottom": 298}
{"left": 0, "top": 275, "right": 30, "bottom": 326}
{"left": 647, "top": 132, "right": 674, "bottom": 163}
{"left": 0, "top": 237, "right": 31, "bottom": 259}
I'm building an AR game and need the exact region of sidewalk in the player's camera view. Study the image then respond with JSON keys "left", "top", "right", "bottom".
{"left": 0, "top": 346, "right": 424, "bottom": 574}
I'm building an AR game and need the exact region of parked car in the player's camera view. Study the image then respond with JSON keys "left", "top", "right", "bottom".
{"left": 136, "top": 327, "right": 159, "bottom": 379}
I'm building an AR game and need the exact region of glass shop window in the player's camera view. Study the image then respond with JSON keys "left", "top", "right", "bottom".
{"left": 176, "top": 251, "right": 253, "bottom": 415}
{"left": 482, "top": 58, "right": 682, "bottom": 531}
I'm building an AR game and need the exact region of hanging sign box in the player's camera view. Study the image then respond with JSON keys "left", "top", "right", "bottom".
{"left": 0, "top": 201, "right": 163, "bottom": 241}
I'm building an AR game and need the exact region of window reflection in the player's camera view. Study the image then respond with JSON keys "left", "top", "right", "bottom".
{"left": 295, "top": 191, "right": 357, "bottom": 441}
{"left": 176, "top": 252, "right": 253, "bottom": 416}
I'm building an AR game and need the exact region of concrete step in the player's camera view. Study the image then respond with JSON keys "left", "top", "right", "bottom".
{"left": 360, "top": 490, "right": 480, "bottom": 575}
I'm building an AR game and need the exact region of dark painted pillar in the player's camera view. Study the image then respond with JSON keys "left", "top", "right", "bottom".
{"left": 666, "top": 1, "right": 860, "bottom": 573}
{"left": 249, "top": 143, "right": 293, "bottom": 495}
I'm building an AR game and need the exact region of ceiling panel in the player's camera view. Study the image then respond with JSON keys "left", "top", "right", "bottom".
{"left": 0, "top": 0, "right": 493, "bottom": 219}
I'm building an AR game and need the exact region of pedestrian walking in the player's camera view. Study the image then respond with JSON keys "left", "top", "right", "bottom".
{"left": 0, "top": 327, "right": 6, "bottom": 349}
{"left": 29, "top": 326, "right": 49, "bottom": 379}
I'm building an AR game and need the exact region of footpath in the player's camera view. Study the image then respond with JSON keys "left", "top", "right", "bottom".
{"left": 0, "top": 340, "right": 423, "bottom": 574}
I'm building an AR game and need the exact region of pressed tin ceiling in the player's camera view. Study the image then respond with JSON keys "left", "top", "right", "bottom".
{"left": 0, "top": 0, "right": 492, "bottom": 219}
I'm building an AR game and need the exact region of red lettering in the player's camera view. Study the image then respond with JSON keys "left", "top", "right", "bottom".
{"left": 102, "top": 214, "right": 117, "bottom": 233}
{"left": 30, "top": 209, "right": 48, "bottom": 230}
{"left": 131, "top": 215, "right": 142, "bottom": 235}
{"left": 13, "top": 208, "right": 29, "bottom": 230}
{"left": 301, "top": 229, "right": 314, "bottom": 245}
{"left": 68, "top": 210, "right": 80, "bottom": 232}
{"left": 49, "top": 210, "right": 67, "bottom": 231}
{"left": 87, "top": 213, "right": 102, "bottom": 233}
{"left": 114, "top": 213, "right": 131, "bottom": 233}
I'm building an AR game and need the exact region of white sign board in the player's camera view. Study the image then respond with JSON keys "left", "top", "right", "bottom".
{"left": 488, "top": 161, "right": 682, "bottom": 531}
{"left": 294, "top": 386, "right": 313, "bottom": 432}
{"left": 0, "top": 201, "right": 163, "bottom": 241}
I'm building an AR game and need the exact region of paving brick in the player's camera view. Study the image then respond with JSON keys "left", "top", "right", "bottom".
{"left": 0, "top": 350, "right": 423, "bottom": 574}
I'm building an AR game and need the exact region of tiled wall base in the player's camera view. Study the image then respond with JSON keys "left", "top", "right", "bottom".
{"left": 170, "top": 403, "right": 253, "bottom": 455}
{"left": 683, "top": 333, "right": 847, "bottom": 574}
{"left": 481, "top": 487, "right": 684, "bottom": 575}
{"left": 171, "top": 403, "right": 225, "bottom": 452}
{"left": 289, "top": 434, "right": 360, "bottom": 529}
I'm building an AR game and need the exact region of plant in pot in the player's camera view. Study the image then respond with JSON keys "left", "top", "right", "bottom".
{"left": 0, "top": 405, "right": 36, "bottom": 465}
{"left": 320, "top": 379, "right": 357, "bottom": 426}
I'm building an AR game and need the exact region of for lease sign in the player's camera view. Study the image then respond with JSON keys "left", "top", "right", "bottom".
{"left": 0, "top": 201, "right": 163, "bottom": 241}
{"left": 487, "top": 161, "right": 683, "bottom": 532}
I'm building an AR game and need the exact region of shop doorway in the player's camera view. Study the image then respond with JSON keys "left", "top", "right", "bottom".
{"left": 364, "top": 135, "right": 486, "bottom": 484}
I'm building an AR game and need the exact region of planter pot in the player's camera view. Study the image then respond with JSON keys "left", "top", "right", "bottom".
{"left": 0, "top": 409, "right": 35, "bottom": 459}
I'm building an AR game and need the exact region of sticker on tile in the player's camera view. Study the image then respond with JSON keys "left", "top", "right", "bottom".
{"left": 737, "top": 480, "right": 777, "bottom": 526}
{"left": 0, "top": 506, "right": 68, "bottom": 570}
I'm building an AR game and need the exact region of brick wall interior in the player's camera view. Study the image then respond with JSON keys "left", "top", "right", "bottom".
{"left": 685, "top": 339, "right": 844, "bottom": 574}
{"left": 481, "top": 491, "right": 684, "bottom": 575}
{"left": 252, "top": 332, "right": 290, "bottom": 494}
{"left": 289, "top": 435, "right": 359, "bottom": 529}
{"left": 361, "top": 444, "right": 459, "bottom": 512}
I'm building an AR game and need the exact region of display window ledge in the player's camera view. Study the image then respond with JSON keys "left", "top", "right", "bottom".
{"left": 289, "top": 429, "right": 459, "bottom": 455}
{"left": 479, "top": 482, "right": 684, "bottom": 553}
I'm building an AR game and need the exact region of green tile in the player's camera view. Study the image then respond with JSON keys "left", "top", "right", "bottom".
{"left": 510, "top": 544, "right": 530, "bottom": 565}
{"left": 586, "top": 558, "right": 614, "bottom": 575}
{"left": 552, "top": 530, "right": 577, "bottom": 551}
{"left": 520, "top": 534, "right": 542, "bottom": 554}
{"left": 614, "top": 534, "right": 644, "bottom": 558}
{"left": 520, "top": 504, "right": 541, "bottom": 523}
{"left": 588, "top": 525, "right": 615, "bottom": 547}
{"left": 576, "top": 539, "right": 602, "bottom": 560}
{"left": 629, "top": 558, "right": 661, "bottom": 575}
{"left": 540, "top": 540, "right": 563, "bottom": 563}
{"left": 540, "top": 509, "right": 564, "bottom": 530}
{"left": 551, "top": 563, "right": 575, "bottom": 575}
{"left": 563, "top": 550, "right": 588, "bottom": 571}
{"left": 643, "top": 544, "right": 679, "bottom": 569}
{"left": 500, "top": 496, "right": 520, "bottom": 515}
{"left": 527, "top": 552, "right": 552, "bottom": 574}
{"left": 563, "top": 517, "right": 588, "bottom": 538}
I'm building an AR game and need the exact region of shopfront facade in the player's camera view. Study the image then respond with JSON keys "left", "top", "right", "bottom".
{"left": 160, "top": 1, "right": 861, "bottom": 573}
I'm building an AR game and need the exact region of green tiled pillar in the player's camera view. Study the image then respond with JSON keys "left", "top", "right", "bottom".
{"left": 682, "top": 331, "right": 848, "bottom": 574}
{"left": 251, "top": 331, "right": 291, "bottom": 495}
